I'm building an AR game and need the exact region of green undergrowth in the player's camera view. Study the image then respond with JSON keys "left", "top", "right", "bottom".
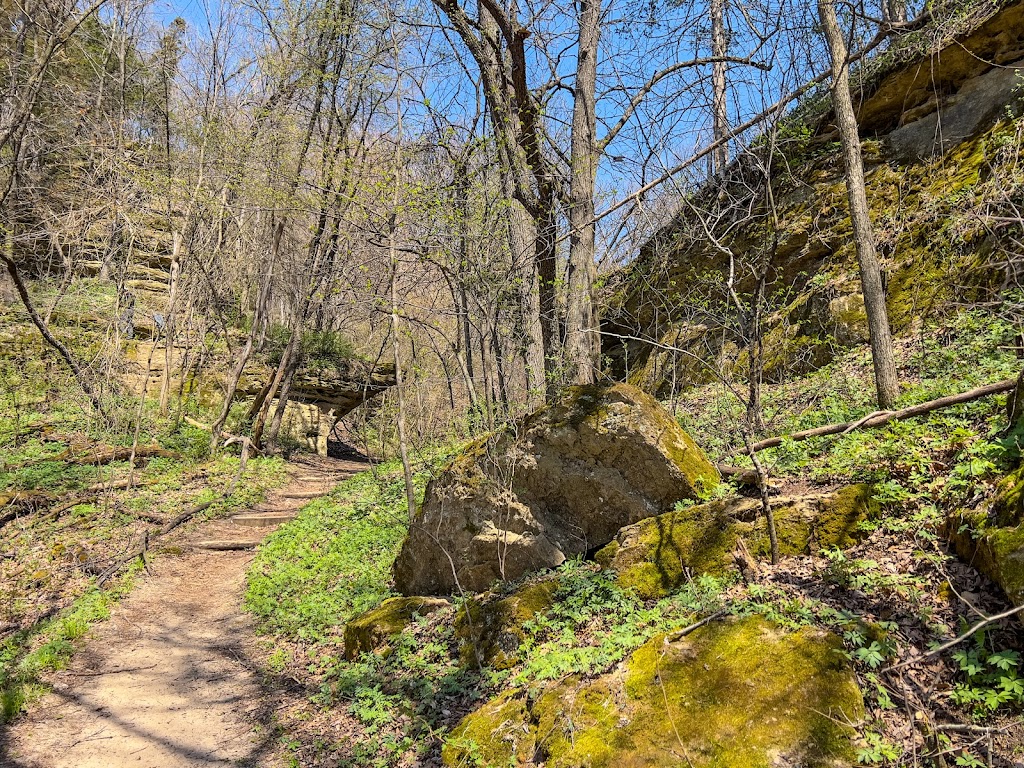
{"left": 678, "top": 306, "right": 1022, "bottom": 486}
{"left": 0, "top": 564, "right": 141, "bottom": 722}
{"left": 246, "top": 448, "right": 452, "bottom": 640}
{"left": 286, "top": 560, "right": 732, "bottom": 767}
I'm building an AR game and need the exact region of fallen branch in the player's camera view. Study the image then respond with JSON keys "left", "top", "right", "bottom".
{"left": 160, "top": 499, "right": 215, "bottom": 535}
{"left": 85, "top": 477, "right": 159, "bottom": 492}
{"left": 96, "top": 498, "right": 218, "bottom": 587}
{"left": 49, "top": 444, "right": 178, "bottom": 466}
{"left": 665, "top": 609, "right": 730, "bottom": 642}
{"left": 715, "top": 463, "right": 761, "bottom": 486}
{"left": 883, "top": 603, "right": 1024, "bottom": 674}
{"left": 736, "top": 378, "right": 1016, "bottom": 455}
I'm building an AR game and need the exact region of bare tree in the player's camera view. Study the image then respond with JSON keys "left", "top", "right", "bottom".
{"left": 819, "top": 0, "right": 900, "bottom": 408}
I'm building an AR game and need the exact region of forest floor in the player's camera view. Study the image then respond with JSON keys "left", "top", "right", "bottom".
{"left": 0, "top": 455, "right": 365, "bottom": 768}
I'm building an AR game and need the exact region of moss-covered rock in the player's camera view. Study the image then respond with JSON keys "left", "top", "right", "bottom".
{"left": 394, "top": 384, "right": 719, "bottom": 596}
{"left": 456, "top": 580, "right": 559, "bottom": 669}
{"left": 598, "top": 485, "right": 877, "bottom": 599}
{"left": 447, "top": 617, "right": 863, "bottom": 767}
{"left": 343, "top": 596, "right": 450, "bottom": 660}
{"left": 601, "top": 37, "right": 1020, "bottom": 396}
{"left": 442, "top": 690, "right": 536, "bottom": 767}
{"left": 949, "top": 467, "right": 1024, "bottom": 611}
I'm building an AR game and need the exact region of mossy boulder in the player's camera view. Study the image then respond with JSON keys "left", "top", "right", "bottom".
{"left": 442, "top": 690, "right": 536, "bottom": 767}
{"left": 456, "top": 580, "right": 558, "bottom": 669}
{"left": 343, "top": 596, "right": 449, "bottom": 660}
{"left": 598, "top": 484, "right": 877, "bottom": 599}
{"left": 445, "top": 616, "right": 863, "bottom": 767}
{"left": 949, "top": 467, "right": 1024, "bottom": 612}
{"left": 394, "top": 384, "right": 719, "bottom": 595}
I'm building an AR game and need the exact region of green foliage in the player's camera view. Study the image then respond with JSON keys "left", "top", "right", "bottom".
{"left": 264, "top": 324, "right": 357, "bottom": 371}
{"left": 246, "top": 450, "right": 449, "bottom": 639}
{"left": 678, "top": 307, "right": 1020, "bottom": 485}
{"left": 856, "top": 731, "right": 901, "bottom": 764}
{"left": 513, "top": 563, "right": 727, "bottom": 687}
{"left": 949, "top": 628, "right": 1024, "bottom": 717}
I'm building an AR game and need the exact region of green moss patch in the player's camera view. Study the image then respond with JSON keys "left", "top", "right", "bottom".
{"left": 950, "top": 467, "right": 1024, "bottom": 607}
{"left": 599, "top": 486, "right": 876, "bottom": 599}
{"left": 613, "top": 617, "right": 863, "bottom": 767}
{"left": 446, "top": 617, "right": 862, "bottom": 768}
{"left": 344, "top": 596, "right": 450, "bottom": 660}
{"left": 442, "top": 690, "right": 535, "bottom": 767}
{"left": 457, "top": 580, "right": 559, "bottom": 669}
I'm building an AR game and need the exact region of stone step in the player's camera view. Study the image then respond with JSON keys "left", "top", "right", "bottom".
{"left": 193, "top": 540, "right": 261, "bottom": 551}
{"left": 231, "top": 512, "right": 297, "bottom": 528}
{"left": 279, "top": 490, "right": 326, "bottom": 500}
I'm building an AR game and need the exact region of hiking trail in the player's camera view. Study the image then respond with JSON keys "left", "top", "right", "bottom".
{"left": 1, "top": 456, "right": 365, "bottom": 768}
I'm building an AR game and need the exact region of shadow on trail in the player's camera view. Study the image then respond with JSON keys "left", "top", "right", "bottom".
{"left": 0, "top": 623, "right": 317, "bottom": 767}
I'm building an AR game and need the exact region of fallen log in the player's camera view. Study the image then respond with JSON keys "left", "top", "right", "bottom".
{"left": 0, "top": 491, "right": 51, "bottom": 528}
{"left": 160, "top": 499, "right": 216, "bottom": 535}
{"left": 50, "top": 444, "right": 179, "bottom": 466}
{"left": 736, "top": 378, "right": 1017, "bottom": 455}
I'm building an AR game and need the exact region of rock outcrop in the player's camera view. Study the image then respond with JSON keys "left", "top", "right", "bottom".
{"left": 455, "top": 580, "right": 559, "bottom": 669}
{"left": 393, "top": 384, "right": 719, "bottom": 596}
{"left": 950, "top": 467, "right": 1024, "bottom": 613}
{"left": 598, "top": 484, "right": 878, "bottom": 599}
{"left": 602, "top": 0, "right": 1024, "bottom": 395}
{"left": 442, "top": 617, "right": 864, "bottom": 767}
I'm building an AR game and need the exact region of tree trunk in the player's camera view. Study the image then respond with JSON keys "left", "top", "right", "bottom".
{"left": 2, "top": 247, "right": 106, "bottom": 418}
{"left": 537, "top": 194, "right": 560, "bottom": 393}
{"left": 209, "top": 219, "right": 280, "bottom": 450}
{"left": 390, "top": 255, "right": 417, "bottom": 522}
{"left": 564, "top": 0, "right": 601, "bottom": 386}
{"left": 508, "top": 194, "right": 547, "bottom": 408}
{"left": 158, "top": 229, "right": 182, "bottom": 415}
{"left": 265, "top": 351, "right": 300, "bottom": 453}
{"left": 711, "top": 0, "right": 729, "bottom": 174}
{"left": 819, "top": 0, "right": 900, "bottom": 409}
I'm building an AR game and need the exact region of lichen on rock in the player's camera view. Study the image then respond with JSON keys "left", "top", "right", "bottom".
{"left": 441, "top": 690, "right": 536, "bottom": 768}
{"left": 444, "top": 616, "right": 864, "bottom": 767}
{"left": 456, "top": 580, "right": 559, "bottom": 669}
{"left": 949, "top": 466, "right": 1024, "bottom": 611}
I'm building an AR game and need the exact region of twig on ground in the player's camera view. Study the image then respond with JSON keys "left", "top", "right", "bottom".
{"left": 883, "top": 603, "right": 1024, "bottom": 674}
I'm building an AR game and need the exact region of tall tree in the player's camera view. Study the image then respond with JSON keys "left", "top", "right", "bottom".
{"left": 710, "top": 0, "right": 729, "bottom": 174}
{"left": 819, "top": 0, "right": 900, "bottom": 408}
{"left": 564, "top": 0, "right": 601, "bottom": 385}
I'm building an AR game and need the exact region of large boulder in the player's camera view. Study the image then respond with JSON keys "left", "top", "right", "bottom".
{"left": 455, "top": 580, "right": 560, "bottom": 669}
{"left": 442, "top": 617, "right": 864, "bottom": 767}
{"left": 394, "top": 384, "right": 719, "bottom": 596}
{"left": 343, "top": 596, "right": 450, "bottom": 660}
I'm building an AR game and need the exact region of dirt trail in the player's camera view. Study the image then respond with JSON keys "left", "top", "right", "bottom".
{"left": 1, "top": 456, "right": 366, "bottom": 768}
